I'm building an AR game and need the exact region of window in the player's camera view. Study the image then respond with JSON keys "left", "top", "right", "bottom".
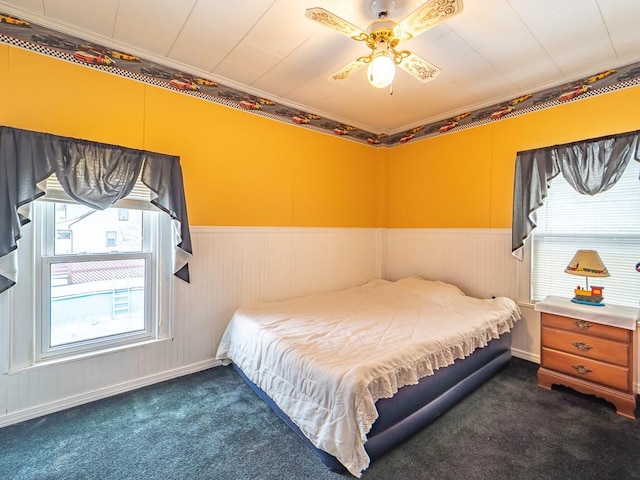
{"left": 40, "top": 202, "right": 151, "bottom": 355}
{"left": 8, "top": 182, "right": 174, "bottom": 366}
{"left": 57, "top": 230, "right": 71, "bottom": 240}
{"left": 105, "top": 230, "right": 117, "bottom": 247}
{"left": 34, "top": 199, "right": 171, "bottom": 359}
{"left": 530, "top": 161, "right": 640, "bottom": 308}
{"left": 0, "top": 127, "right": 191, "bottom": 369}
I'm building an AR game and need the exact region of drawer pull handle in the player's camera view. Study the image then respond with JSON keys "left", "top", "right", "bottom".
{"left": 573, "top": 320, "right": 593, "bottom": 330}
{"left": 571, "top": 341, "right": 593, "bottom": 351}
{"left": 572, "top": 364, "right": 593, "bottom": 375}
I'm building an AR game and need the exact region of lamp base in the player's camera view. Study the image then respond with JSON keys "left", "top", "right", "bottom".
{"left": 571, "top": 298, "right": 605, "bottom": 307}
{"left": 573, "top": 286, "right": 604, "bottom": 305}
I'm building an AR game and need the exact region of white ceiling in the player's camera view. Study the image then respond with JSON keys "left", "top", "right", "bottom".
{"left": 1, "top": 0, "right": 640, "bottom": 134}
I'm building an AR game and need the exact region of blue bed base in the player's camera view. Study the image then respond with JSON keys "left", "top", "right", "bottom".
{"left": 233, "top": 332, "right": 512, "bottom": 472}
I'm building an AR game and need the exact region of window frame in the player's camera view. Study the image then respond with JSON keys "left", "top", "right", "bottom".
{"left": 5, "top": 197, "right": 174, "bottom": 371}
{"left": 105, "top": 230, "right": 118, "bottom": 247}
{"left": 37, "top": 199, "right": 159, "bottom": 359}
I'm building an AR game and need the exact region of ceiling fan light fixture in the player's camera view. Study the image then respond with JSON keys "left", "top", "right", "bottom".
{"left": 368, "top": 52, "right": 395, "bottom": 88}
{"left": 306, "top": 0, "right": 461, "bottom": 87}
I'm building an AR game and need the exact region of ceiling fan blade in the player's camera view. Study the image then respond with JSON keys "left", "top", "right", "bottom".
{"left": 398, "top": 53, "right": 441, "bottom": 82}
{"left": 329, "top": 59, "right": 367, "bottom": 81}
{"left": 397, "top": 0, "right": 463, "bottom": 38}
{"left": 305, "top": 7, "right": 366, "bottom": 39}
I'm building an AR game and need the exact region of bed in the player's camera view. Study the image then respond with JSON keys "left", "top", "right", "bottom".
{"left": 216, "top": 277, "right": 520, "bottom": 477}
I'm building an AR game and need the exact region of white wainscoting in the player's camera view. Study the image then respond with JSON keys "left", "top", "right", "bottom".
{"left": 172, "top": 226, "right": 383, "bottom": 370}
{"left": 383, "top": 228, "right": 539, "bottom": 362}
{"left": 383, "top": 229, "right": 518, "bottom": 299}
{"left": 0, "top": 226, "right": 543, "bottom": 428}
{"left": 0, "top": 227, "right": 381, "bottom": 427}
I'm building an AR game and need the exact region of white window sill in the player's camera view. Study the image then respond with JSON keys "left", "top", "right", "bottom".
{"left": 7, "top": 336, "right": 172, "bottom": 375}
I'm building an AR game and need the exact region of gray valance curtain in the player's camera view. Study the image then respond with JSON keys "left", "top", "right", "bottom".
{"left": 0, "top": 126, "right": 192, "bottom": 293}
{"left": 511, "top": 130, "right": 640, "bottom": 260}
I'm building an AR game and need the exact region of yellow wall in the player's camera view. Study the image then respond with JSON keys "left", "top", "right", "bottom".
{"left": 0, "top": 44, "right": 386, "bottom": 227}
{"left": 3, "top": 43, "right": 639, "bottom": 230}
{"left": 388, "top": 84, "right": 640, "bottom": 228}
{"left": 0, "top": 44, "right": 8, "bottom": 126}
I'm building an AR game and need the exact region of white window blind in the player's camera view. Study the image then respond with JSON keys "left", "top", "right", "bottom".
{"left": 43, "top": 174, "right": 152, "bottom": 210}
{"left": 531, "top": 161, "right": 640, "bottom": 308}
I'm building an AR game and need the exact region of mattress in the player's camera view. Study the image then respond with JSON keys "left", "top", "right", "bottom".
{"left": 216, "top": 277, "right": 520, "bottom": 476}
{"left": 233, "top": 331, "right": 512, "bottom": 472}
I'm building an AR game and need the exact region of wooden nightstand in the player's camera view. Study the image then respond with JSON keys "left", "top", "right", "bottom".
{"left": 535, "top": 296, "right": 639, "bottom": 419}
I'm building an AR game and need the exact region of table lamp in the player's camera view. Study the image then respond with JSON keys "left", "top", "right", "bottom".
{"left": 564, "top": 249, "right": 609, "bottom": 306}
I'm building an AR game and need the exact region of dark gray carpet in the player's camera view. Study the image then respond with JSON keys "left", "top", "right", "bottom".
{"left": 1, "top": 358, "right": 640, "bottom": 480}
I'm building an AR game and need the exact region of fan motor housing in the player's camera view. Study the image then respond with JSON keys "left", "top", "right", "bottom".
{"left": 366, "top": 24, "right": 400, "bottom": 50}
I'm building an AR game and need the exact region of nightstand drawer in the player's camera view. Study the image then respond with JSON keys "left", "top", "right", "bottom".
{"left": 542, "top": 347, "right": 630, "bottom": 391}
{"left": 541, "top": 313, "right": 631, "bottom": 342}
{"left": 541, "top": 327, "right": 630, "bottom": 366}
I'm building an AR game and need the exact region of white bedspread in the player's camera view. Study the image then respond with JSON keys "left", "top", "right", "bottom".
{"left": 216, "top": 277, "right": 520, "bottom": 477}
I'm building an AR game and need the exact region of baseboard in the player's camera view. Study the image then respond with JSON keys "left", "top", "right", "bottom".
{"left": 0, "top": 358, "right": 223, "bottom": 429}
{"left": 511, "top": 347, "right": 539, "bottom": 364}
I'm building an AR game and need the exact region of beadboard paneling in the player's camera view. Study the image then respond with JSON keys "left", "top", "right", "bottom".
{"left": 172, "top": 227, "right": 382, "bottom": 365}
{"left": 383, "top": 228, "right": 518, "bottom": 299}
{"left": 383, "top": 228, "right": 537, "bottom": 360}
{"left": 0, "top": 227, "right": 380, "bottom": 427}
{"left": 1, "top": 226, "right": 547, "bottom": 428}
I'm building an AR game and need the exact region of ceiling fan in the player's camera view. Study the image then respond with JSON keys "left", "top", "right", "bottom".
{"left": 305, "top": 0, "right": 463, "bottom": 89}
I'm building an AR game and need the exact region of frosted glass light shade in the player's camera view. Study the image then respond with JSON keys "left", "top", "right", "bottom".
{"left": 368, "top": 54, "right": 395, "bottom": 88}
